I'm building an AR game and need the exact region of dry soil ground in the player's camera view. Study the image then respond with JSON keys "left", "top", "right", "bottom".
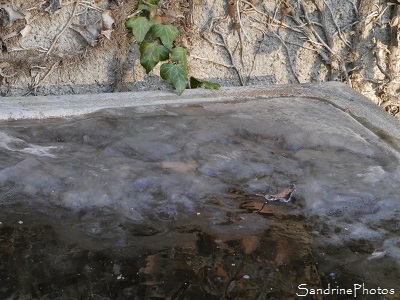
{"left": 1, "top": 0, "right": 400, "bottom": 119}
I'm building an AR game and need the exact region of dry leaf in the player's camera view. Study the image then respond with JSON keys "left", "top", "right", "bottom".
{"left": 227, "top": 0, "right": 237, "bottom": 20}
{"left": 274, "top": 236, "right": 290, "bottom": 265}
{"left": 0, "top": 2, "right": 25, "bottom": 27}
{"left": 390, "top": 16, "right": 399, "bottom": 27}
{"left": 101, "top": 10, "right": 115, "bottom": 30}
{"left": 100, "top": 29, "right": 113, "bottom": 40}
{"left": 154, "top": 9, "right": 183, "bottom": 24}
{"left": 70, "top": 24, "right": 100, "bottom": 47}
{"left": 139, "top": 254, "right": 162, "bottom": 275}
{"left": 20, "top": 24, "right": 32, "bottom": 37}
{"left": 216, "top": 264, "right": 229, "bottom": 282}
{"left": 241, "top": 235, "right": 260, "bottom": 254}
{"left": 42, "top": 0, "right": 62, "bottom": 14}
{"left": 153, "top": 15, "right": 173, "bottom": 25}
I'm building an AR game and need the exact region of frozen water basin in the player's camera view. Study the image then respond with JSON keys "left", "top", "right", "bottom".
{"left": 0, "top": 83, "right": 399, "bottom": 299}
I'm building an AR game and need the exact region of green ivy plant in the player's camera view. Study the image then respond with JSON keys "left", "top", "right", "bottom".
{"left": 126, "top": 0, "right": 220, "bottom": 95}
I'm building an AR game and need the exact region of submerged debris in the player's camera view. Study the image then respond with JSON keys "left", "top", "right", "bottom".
{"left": 256, "top": 184, "right": 297, "bottom": 202}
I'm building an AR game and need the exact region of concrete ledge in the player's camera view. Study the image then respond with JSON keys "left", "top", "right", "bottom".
{"left": 0, "top": 82, "right": 359, "bottom": 120}
{"left": 1, "top": 82, "right": 400, "bottom": 145}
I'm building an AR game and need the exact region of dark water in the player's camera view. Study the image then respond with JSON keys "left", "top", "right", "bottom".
{"left": 0, "top": 99, "right": 399, "bottom": 299}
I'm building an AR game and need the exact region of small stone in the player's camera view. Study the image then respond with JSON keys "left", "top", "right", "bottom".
{"left": 242, "top": 275, "right": 250, "bottom": 279}
{"left": 18, "top": 221, "right": 23, "bottom": 225}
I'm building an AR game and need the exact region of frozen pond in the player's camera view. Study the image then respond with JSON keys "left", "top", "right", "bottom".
{"left": 0, "top": 83, "right": 399, "bottom": 299}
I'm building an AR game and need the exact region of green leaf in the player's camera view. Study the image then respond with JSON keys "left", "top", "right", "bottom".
{"left": 126, "top": 16, "right": 154, "bottom": 43}
{"left": 171, "top": 47, "right": 188, "bottom": 76}
{"left": 150, "top": 24, "right": 179, "bottom": 49}
{"left": 202, "top": 80, "right": 220, "bottom": 90}
{"left": 189, "top": 76, "right": 203, "bottom": 88}
{"left": 160, "top": 63, "right": 188, "bottom": 95}
{"left": 137, "top": 4, "right": 152, "bottom": 11}
{"left": 140, "top": 42, "right": 170, "bottom": 73}
{"left": 189, "top": 77, "right": 220, "bottom": 90}
{"left": 138, "top": 0, "right": 158, "bottom": 11}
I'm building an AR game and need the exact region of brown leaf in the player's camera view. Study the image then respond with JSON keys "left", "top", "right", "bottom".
{"left": 274, "top": 236, "right": 290, "bottom": 265}
{"left": 153, "top": 15, "right": 174, "bottom": 25}
{"left": 241, "top": 235, "right": 260, "bottom": 254}
{"left": 138, "top": 254, "right": 163, "bottom": 275}
{"left": 227, "top": 0, "right": 237, "bottom": 20}
{"left": 216, "top": 264, "right": 229, "bottom": 282}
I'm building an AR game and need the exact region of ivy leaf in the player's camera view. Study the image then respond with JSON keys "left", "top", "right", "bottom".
{"left": 138, "top": 4, "right": 152, "bottom": 11}
{"left": 202, "top": 80, "right": 220, "bottom": 90}
{"left": 160, "top": 63, "right": 188, "bottom": 95}
{"left": 151, "top": 24, "right": 179, "bottom": 49}
{"left": 138, "top": 0, "right": 158, "bottom": 12}
{"left": 140, "top": 42, "right": 170, "bottom": 73}
{"left": 171, "top": 47, "right": 188, "bottom": 76}
{"left": 190, "top": 77, "right": 220, "bottom": 90}
{"left": 189, "top": 77, "right": 203, "bottom": 88}
{"left": 126, "top": 16, "right": 154, "bottom": 43}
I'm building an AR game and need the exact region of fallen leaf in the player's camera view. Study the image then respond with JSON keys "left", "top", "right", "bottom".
{"left": 153, "top": 15, "right": 174, "bottom": 25}
{"left": 139, "top": 254, "right": 163, "bottom": 275}
{"left": 216, "top": 264, "right": 229, "bottom": 282}
{"left": 101, "top": 10, "right": 115, "bottom": 30}
{"left": 241, "top": 235, "right": 260, "bottom": 254}
{"left": 42, "top": 0, "right": 62, "bottom": 14}
{"left": 227, "top": 0, "right": 237, "bottom": 20}
{"left": 390, "top": 16, "right": 399, "bottom": 27}
{"left": 20, "top": 24, "right": 32, "bottom": 37}
{"left": 0, "top": 2, "right": 25, "bottom": 27}
{"left": 100, "top": 30, "right": 113, "bottom": 40}
{"left": 274, "top": 236, "right": 290, "bottom": 265}
{"left": 70, "top": 24, "right": 100, "bottom": 47}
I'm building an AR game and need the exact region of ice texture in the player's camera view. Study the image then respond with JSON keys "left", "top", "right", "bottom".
{"left": 0, "top": 95, "right": 399, "bottom": 288}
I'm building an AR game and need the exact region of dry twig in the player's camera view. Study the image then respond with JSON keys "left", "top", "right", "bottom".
{"left": 33, "top": 61, "right": 60, "bottom": 90}
{"left": 46, "top": 1, "right": 79, "bottom": 56}
{"left": 273, "top": 32, "right": 300, "bottom": 83}
{"left": 212, "top": 26, "right": 245, "bottom": 85}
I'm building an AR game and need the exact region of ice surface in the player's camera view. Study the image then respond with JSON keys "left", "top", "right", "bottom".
{"left": 0, "top": 92, "right": 399, "bottom": 290}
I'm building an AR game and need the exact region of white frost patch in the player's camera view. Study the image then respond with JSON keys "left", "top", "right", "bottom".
{"left": 357, "top": 165, "right": 386, "bottom": 183}
{"left": 0, "top": 132, "right": 57, "bottom": 157}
